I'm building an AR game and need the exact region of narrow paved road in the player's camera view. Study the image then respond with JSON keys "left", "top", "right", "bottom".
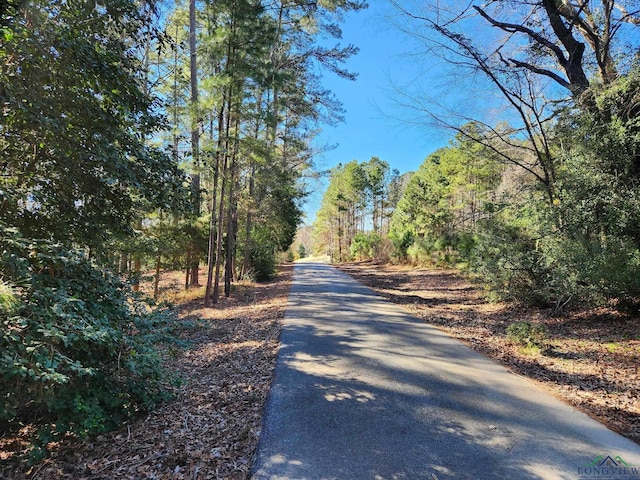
{"left": 251, "top": 262, "right": 640, "bottom": 479}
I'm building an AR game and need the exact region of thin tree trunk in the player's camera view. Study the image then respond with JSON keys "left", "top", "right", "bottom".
{"left": 212, "top": 87, "right": 234, "bottom": 304}
{"left": 119, "top": 252, "right": 128, "bottom": 274}
{"left": 205, "top": 100, "right": 225, "bottom": 307}
{"left": 185, "top": 245, "right": 191, "bottom": 290}
{"left": 132, "top": 256, "right": 142, "bottom": 292}
{"left": 225, "top": 117, "right": 240, "bottom": 297}
{"left": 133, "top": 28, "right": 152, "bottom": 294}
{"left": 189, "top": 0, "right": 201, "bottom": 287}
{"left": 153, "top": 253, "right": 161, "bottom": 300}
{"left": 241, "top": 163, "right": 255, "bottom": 278}
{"left": 172, "top": 23, "right": 180, "bottom": 165}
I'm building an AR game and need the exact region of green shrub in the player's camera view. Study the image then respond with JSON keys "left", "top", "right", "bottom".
{"left": 470, "top": 208, "right": 556, "bottom": 307}
{"left": 406, "top": 237, "right": 434, "bottom": 265}
{"left": 405, "top": 234, "right": 460, "bottom": 267}
{"left": 247, "top": 243, "right": 276, "bottom": 281}
{"left": 0, "top": 225, "right": 180, "bottom": 462}
{"left": 506, "top": 321, "right": 546, "bottom": 348}
{"left": 350, "top": 232, "right": 382, "bottom": 261}
{"left": 455, "top": 232, "right": 478, "bottom": 264}
{"left": 390, "top": 230, "right": 414, "bottom": 261}
{"left": 0, "top": 280, "right": 18, "bottom": 314}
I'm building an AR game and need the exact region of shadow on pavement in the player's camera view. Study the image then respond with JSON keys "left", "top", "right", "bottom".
{"left": 251, "top": 262, "right": 640, "bottom": 480}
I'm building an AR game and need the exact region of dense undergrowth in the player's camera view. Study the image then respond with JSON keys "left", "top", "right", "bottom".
{"left": 0, "top": 225, "right": 184, "bottom": 464}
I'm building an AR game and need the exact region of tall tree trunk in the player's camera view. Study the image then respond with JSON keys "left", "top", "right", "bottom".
{"left": 153, "top": 252, "right": 161, "bottom": 300}
{"left": 184, "top": 245, "right": 191, "bottom": 290}
{"left": 337, "top": 213, "right": 343, "bottom": 262}
{"left": 132, "top": 256, "right": 142, "bottom": 292}
{"left": 119, "top": 252, "right": 128, "bottom": 274}
{"left": 224, "top": 216, "right": 233, "bottom": 297}
{"left": 205, "top": 100, "right": 225, "bottom": 307}
{"left": 189, "top": 0, "right": 201, "bottom": 287}
{"left": 172, "top": 23, "right": 180, "bottom": 166}
{"left": 225, "top": 115, "right": 240, "bottom": 297}
{"left": 241, "top": 163, "right": 255, "bottom": 278}
{"left": 133, "top": 28, "right": 152, "bottom": 293}
{"left": 241, "top": 91, "right": 264, "bottom": 279}
{"left": 212, "top": 87, "right": 234, "bottom": 304}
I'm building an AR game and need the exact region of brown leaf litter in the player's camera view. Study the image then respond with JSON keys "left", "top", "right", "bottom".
{"left": 1, "top": 265, "right": 293, "bottom": 480}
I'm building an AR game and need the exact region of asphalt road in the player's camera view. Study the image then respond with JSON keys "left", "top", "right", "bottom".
{"left": 250, "top": 261, "right": 640, "bottom": 480}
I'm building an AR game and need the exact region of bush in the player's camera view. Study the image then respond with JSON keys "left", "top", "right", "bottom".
{"left": 406, "top": 237, "right": 433, "bottom": 265}
{"left": 350, "top": 232, "right": 382, "bottom": 261}
{"left": 248, "top": 243, "right": 276, "bottom": 281}
{"left": 0, "top": 279, "right": 18, "bottom": 313}
{"left": 506, "top": 321, "right": 546, "bottom": 348}
{"left": 405, "top": 234, "right": 459, "bottom": 267}
{"left": 455, "top": 232, "right": 478, "bottom": 264}
{"left": 390, "top": 230, "right": 414, "bottom": 261}
{"left": 469, "top": 204, "right": 556, "bottom": 307}
{"left": 537, "top": 233, "right": 640, "bottom": 312}
{"left": 0, "top": 225, "right": 180, "bottom": 462}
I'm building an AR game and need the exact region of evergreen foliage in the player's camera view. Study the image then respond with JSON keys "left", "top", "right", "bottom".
{"left": 0, "top": 0, "right": 185, "bottom": 251}
{"left": 314, "top": 158, "right": 398, "bottom": 261}
{"left": 381, "top": 0, "right": 640, "bottom": 311}
{"left": 384, "top": 71, "right": 640, "bottom": 311}
{"left": 0, "top": 0, "right": 363, "bottom": 462}
{"left": 0, "top": 0, "right": 187, "bottom": 459}
{"left": 0, "top": 226, "right": 180, "bottom": 462}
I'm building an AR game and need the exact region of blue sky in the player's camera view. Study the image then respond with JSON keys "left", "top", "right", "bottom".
{"left": 303, "top": 3, "right": 451, "bottom": 223}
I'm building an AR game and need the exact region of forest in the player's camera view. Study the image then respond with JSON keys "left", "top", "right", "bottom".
{"left": 1, "top": 0, "right": 640, "bottom": 470}
{"left": 314, "top": 0, "right": 640, "bottom": 312}
{"left": 0, "top": 0, "right": 364, "bottom": 463}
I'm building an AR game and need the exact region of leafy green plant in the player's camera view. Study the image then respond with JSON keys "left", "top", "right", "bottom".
{"left": 406, "top": 237, "right": 434, "bottom": 266}
{"left": 0, "top": 280, "right": 18, "bottom": 313}
{"left": 350, "top": 232, "right": 382, "bottom": 261}
{"left": 389, "top": 230, "right": 414, "bottom": 261}
{"left": 506, "top": 321, "right": 546, "bottom": 349}
{"left": 0, "top": 225, "right": 181, "bottom": 463}
{"left": 469, "top": 202, "right": 557, "bottom": 307}
{"left": 245, "top": 227, "right": 278, "bottom": 282}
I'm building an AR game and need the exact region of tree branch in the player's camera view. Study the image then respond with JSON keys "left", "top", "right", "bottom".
{"left": 473, "top": 5, "right": 568, "bottom": 66}
{"left": 614, "top": 2, "right": 640, "bottom": 25}
{"left": 541, "top": 0, "right": 589, "bottom": 93}
{"left": 507, "top": 57, "right": 572, "bottom": 91}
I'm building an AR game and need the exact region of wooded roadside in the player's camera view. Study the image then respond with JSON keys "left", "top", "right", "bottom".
{"left": 0, "top": 266, "right": 292, "bottom": 480}
{"left": 4, "top": 260, "right": 638, "bottom": 479}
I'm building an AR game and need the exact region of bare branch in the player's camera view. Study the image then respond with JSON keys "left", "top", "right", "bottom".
{"left": 473, "top": 5, "right": 568, "bottom": 66}
{"left": 614, "top": 2, "right": 640, "bottom": 25}
{"left": 507, "top": 57, "right": 573, "bottom": 91}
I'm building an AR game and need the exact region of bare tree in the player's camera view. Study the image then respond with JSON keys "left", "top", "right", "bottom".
{"left": 387, "top": 0, "right": 638, "bottom": 203}
{"left": 389, "top": 3, "right": 560, "bottom": 203}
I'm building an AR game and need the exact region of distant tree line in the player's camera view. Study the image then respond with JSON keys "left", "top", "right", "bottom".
{"left": 314, "top": 157, "right": 404, "bottom": 262}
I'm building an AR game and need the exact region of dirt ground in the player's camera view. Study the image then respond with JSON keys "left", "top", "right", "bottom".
{"left": 337, "top": 261, "right": 640, "bottom": 445}
{"left": 1, "top": 265, "right": 293, "bottom": 480}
